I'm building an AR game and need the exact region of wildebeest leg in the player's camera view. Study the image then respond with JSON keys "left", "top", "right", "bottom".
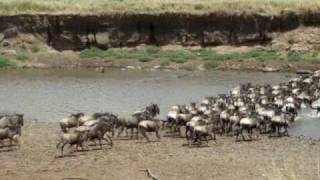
{"left": 98, "top": 138, "right": 103, "bottom": 149}
{"left": 241, "top": 128, "right": 245, "bottom": 141}
{"left": 80, "top": 142, "right": 86, "bottom": 151}
{"left": 103, "top": 134, "right": 113, "bottom": 146}
{"left": 56, "top": 141, "right": 62, "bottom": 150}
{"left": 111, "top": 129, "right": 115, "bottom": 137}
{"left": 135, "top": 128, "right": 139, "bottom": 139}
{"left": 284, "top": 125, "right": 289, "bottom": 136}
{"left": 219, "top": 123, "right": 224, "bottom": 136}
{"left": 0, "top": 140, "right": 5, "bottom": 147}
{"left": 277, "top": 126, "right": 281, "bottom": 137}
{"left": 60, "top": 143, "right": 67, "bottom": 157}
{"left": 130, "top": 128, "right": 134, "bottom": 139}
{"left": 235, "top": 128, "right": 239, "bottom": 142}
{"left": 155, "top": 130, "right": 160, "bottom": 141}
{"left": 185, "top": 126, "right": 190, "bottom": 140}
{"left": 8, "top": 139, "right": 13, "bottom": 149}
{"left": 117, "top": 126, "right": 124, "bottom": 137}
{"left": 248, "top": 128, "right": 253, "bottom": 140}
{"left": 254, "top": 127, "right": 260, "bottom": 139}
{"left": 205, "top": 136, "right": 209, "bottom": 146}
{"left": 228, "top": 122, "right": 233, "bottom": 134}
{"left": 198, "top": 134, "right": 202, "bottom": 146}
{"left": 269, "top": 124, "right": 275, "bottom": 137}
{"left": 140, "top": 129, "right": 150, "bottom": 142}
{"left": 210, "top": 130, "right": 216, "bottom": 141}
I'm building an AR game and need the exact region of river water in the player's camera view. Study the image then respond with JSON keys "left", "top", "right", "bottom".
{"left": 0, "top": 69, "right": 318, "bottom": 137}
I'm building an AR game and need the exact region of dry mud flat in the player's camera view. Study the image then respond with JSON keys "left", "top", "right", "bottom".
{"left": 0, "top": 122, "right": 320, "bottom": 180}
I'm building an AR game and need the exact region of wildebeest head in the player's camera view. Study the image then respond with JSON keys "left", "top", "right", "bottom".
{"left": 71, "top": 112, "right": 84, "bottom": 119}
{"left": 146, "top": 104, "right": 160, "bottom": 117}
{"left": 16, "top": 114, "right": 24, "bottom": 127}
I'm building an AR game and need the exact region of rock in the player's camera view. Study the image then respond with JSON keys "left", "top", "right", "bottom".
{"left": 202, "top": 31, "right": 229, "bottom": 45}
{"left": 254, "top": 45, "right": 264, "bottom": 50}
{"left": 289, "top": 44, "right": 309, "bottom": 53}
{"left": 51, "top": 33, "right": 85, "bottom": 51}
{"left": 96, "top": 67, "right": 105, "bottom": 73}
{"left": 126, "top": 66, "right": 135, "bottom": 69}
{"left": 153, "top": 65, "right": 161, "bottom": 69}
{"left": 296, "top": 69, "right": 313, "bottom": 75}
{"left": 3, "top": 27, "right": 18, "bottom": 39}
{"left": 0, "top": 49, "right": 16, "bottom": 55}
{"left": 0, "top": 33, "right": 4, "bottom": 42}
{"left": 197, "top": 64, "right": 205, "bottom": 71}
{"left": 47, "top": 49, "right": 59, "bottom": 54}
{"left": 96, "top": 32, "right": 110, "bottom": 46}
{"left": 1, "top": 40, "right": 10, "bottom": 47}
{"left": 312, "top": 98, "right": 320, "bottom": 108}
{"left": 261, "top": 67, "right": 280, "bottom": 73}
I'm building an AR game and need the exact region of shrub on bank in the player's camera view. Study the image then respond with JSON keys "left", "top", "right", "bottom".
{"left": 0, "top": 56, "right": 15, "bottom": 68}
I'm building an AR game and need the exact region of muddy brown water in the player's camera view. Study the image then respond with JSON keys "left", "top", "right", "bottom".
{"left": 0, "top": 69, "right": 318, "bottom": 138}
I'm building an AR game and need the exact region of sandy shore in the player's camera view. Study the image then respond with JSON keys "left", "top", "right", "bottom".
{"left": 0, "top": 122, "right": 319, "bottom": 180}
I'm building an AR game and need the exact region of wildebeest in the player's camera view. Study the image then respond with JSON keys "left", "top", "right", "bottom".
{"left": 117, "top": 104, "right": 160, "bottom": 138}
{"left": 0, "top": 113, "right": 24, "bottom": 135}
{"left": 133, "top": 104, "right": 160, "bottom": 120}
{"left": 191, "top": 123, "right": 216, "bottom": 146}
{"left": 85, "top": 115, "right": 117, "bottom": 148}
{"left": 138, "top": 119, "right": 161, "bottom": 142}
{"left": 235, "top": 114, "right": 260, "bottom": 142}
{"left": 0, "top": 127, "right": 20, "bottom": 148}
{"left": 59, "top": 113, "right": 84, "bottom": 133}
{"left": 56, "top": 126, "right": 90, "bottom": 157}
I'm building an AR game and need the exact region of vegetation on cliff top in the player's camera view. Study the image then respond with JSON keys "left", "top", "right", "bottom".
{"left": 1, "top": 0, "right": 320, "bottom": 15}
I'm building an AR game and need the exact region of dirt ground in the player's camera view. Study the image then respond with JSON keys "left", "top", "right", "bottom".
{"left": 0, "top": 122, "right": 320, "bottom": 180}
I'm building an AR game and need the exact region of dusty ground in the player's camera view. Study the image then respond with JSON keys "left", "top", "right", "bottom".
{"left": 0, "top": 122, "right": 320, "bottom": 180}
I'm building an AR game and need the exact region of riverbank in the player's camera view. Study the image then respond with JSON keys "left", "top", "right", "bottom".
{"left": 1, "top": 43, "right": 320, "bottom": 72}
{"left": 0, "top": 122, "right": 319, "bottom": 180}
{"left": 1, "top": 5, "right": 320, "bottom": 72}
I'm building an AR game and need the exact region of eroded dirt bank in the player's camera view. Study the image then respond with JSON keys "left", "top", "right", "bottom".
{"left": 1, "top": 12, "right": 320, "bottom": 50}
{"left": 0, "top": 122, "right": 319, "bottom": 180}
{"left": 1, "top": 13, "right": 320, "bottom": 71}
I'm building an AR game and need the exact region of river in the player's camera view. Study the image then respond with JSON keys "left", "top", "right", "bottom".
{"left": 0, "top": 69, "right": 318, "bottom": 137}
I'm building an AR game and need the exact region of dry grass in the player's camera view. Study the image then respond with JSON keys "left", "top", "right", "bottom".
{"left": 0, "top": 0, "right": 320, "bottom": 15}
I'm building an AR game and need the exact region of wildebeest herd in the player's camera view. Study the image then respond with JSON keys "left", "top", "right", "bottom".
{"left": 1, "top": 70, "right": 320, "bottom": 157}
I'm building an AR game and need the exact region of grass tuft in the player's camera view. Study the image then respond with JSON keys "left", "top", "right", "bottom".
{"left": 16, "top": 53, "right": 29, "bottom": 61}
{"left": 0, "top": 56, "right": 15, "bottom": 68}
{"left": 0, "top": 0, "right": 320, "bottom": 15}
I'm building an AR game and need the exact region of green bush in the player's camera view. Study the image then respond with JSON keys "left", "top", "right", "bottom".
{"left": 16, "top": 53, "right": 29, "bottom": 61}
{"left": 145, "top": 46, "right": 161, "bottom": 54}
{"left": 80, "top": 47, "right": 108, "bottom": 58}
{"left": 200, "top": 49, "right": 280, "bottom": 62}
{"left": 159, "top": 50, "right": 196, "bottom": 63}
{"left": 138, "top": 56, "right": 152, "bottom": 62}
{"left": 287, "top": 53, "right": 301, "bottom": 62}
{"left": 0, "top": 56, "right": 14, "bottom": 68}
{"left": 31, "top": 44, "right": 40, "bottom": 53}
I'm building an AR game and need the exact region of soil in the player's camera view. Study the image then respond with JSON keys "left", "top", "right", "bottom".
{"left": 0, "top": 122, "right": 319, "bottom": 180}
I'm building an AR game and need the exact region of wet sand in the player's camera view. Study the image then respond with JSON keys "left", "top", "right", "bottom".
{"left": 0, "top": 122, "right": 319, "bottom": 180}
